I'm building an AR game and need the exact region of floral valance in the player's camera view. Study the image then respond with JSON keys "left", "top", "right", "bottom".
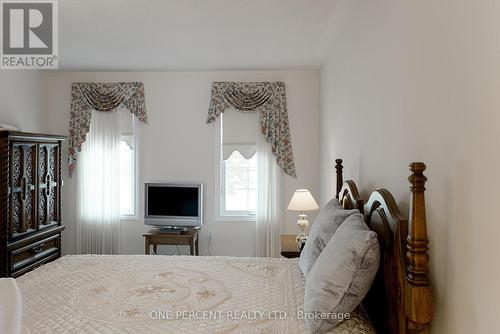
{"left": 68, "top": 82, "right": 147, "bottom": 175}
{"left": 207, "top": 82, "right": 296, "bottom": 177}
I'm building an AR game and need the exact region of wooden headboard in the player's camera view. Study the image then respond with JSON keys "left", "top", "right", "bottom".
{"left": 334, "top": 159, "right": 433, "bottom": 334}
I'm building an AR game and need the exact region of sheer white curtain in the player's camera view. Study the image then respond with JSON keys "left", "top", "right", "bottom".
{"left": 76, "top": 110, "right": 122, "bottom": 254}
{"left": 256, "top": 132, "right": 283, "bottom": 258}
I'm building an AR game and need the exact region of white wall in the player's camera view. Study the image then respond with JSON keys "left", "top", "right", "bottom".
{"left": 320, "top": 1, "right": 500, "bottom": 333}
{"left": 45, "top": 70, "right": 320, "bottom": 257}
{"left": 0, "top": 71, "right": 46, "bottom": 132}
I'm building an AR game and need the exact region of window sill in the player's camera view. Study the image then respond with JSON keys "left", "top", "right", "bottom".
{"left": 216, "top": 215, "right": 256, "bottom": 223}
{"left": 120, "top": 215, "right": 138, "bottom": 221}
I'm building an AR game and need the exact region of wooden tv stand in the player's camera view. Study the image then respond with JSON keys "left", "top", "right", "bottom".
{"left": 143, "top": 228, "right": 199, "bottom": 255}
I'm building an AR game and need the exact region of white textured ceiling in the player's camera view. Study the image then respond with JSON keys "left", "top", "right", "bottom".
{"left": 58, "top": 0, "right": 337, "bottom": 71}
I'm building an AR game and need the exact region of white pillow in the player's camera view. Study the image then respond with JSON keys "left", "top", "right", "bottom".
{"left": 0, "top": 278, "right": 22, "bottom": 334}
{"left": 299, "top": 198, "right": 358, "bottom": 277}
{"left": 304, "top": 213, "right": 380, "bottom": 333}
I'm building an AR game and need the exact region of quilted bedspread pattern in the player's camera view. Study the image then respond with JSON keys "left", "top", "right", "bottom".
{"left": 17, "top": 255, "right": 375, "bottom": 334}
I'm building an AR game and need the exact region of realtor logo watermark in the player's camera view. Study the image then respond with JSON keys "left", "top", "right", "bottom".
{"left": 1, "top": 0, "right": 58, "bottom": 69}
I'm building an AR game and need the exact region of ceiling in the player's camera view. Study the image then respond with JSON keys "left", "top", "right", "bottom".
{"left": 58, "top": 0, "right": 337, "bottom": 71}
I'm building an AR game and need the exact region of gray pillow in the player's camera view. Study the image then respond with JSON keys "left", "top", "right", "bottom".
{"left": 299, "top": 198, "right": 358, "bottom": 277}
{"left": 304, "top": 213, "right": 380, "bottom": 334}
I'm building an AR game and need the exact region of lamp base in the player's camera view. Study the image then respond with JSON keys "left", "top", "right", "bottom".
{"left": 296, "top": 232, "right": 307, "bottom": 251}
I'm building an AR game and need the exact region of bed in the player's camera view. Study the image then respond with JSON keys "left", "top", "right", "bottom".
{"left": 17, "top": 255, "right": 374, "bottom": 334}
{"left": 16, "top": 159, "right": 433, "bottom": 334}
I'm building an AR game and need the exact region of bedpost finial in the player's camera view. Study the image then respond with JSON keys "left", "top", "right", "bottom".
{"left": 335, "top": 159, "right": 343, "bottom": 174}
{"left": 406, "top": 162, "right": 433, "bottom": 330}
{"left": 335, "top": 159, "right": 343, "bottom": 199}
{"left": 407, "top": 161, "right": 430, "bottom": 286}
{"left": 408, "top": 162, "right": 427, "bottom": 192}
{"left": 409, "top": 162, "right": 426, "bottom": 173}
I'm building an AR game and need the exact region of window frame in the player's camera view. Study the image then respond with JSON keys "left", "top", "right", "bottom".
{"left": 214, "top": 115, "right": 257, "bottom": 222}
{"left": 220, "top": 153, "right": 257, "bottom": 217}
{"left": 119, "top": 115, "right": 139, "bottom": 220}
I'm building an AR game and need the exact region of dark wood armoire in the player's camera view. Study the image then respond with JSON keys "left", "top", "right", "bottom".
{"left": 0, "top": 131, "right": 66, "bottom": 277}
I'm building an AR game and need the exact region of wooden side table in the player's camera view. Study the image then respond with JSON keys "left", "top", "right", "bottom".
{"left": 143, "top": 228, "right": 199, "bottom": 255}
{"left": 280, "top": 235, "right": 302, "bottom": 258}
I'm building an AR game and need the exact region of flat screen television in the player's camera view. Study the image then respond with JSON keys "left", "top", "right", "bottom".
{"left": 144, "top": 182, "right": 203, "bottom": 228}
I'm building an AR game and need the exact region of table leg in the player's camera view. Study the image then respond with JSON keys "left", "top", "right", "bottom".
{"left": 153, "top": 244, "right": 157, "bottom": 254}
{"left": 195, "top": 237, "right": 199, "bottom": 256}
{"left": 190, "top": 240, "right": 195, "bottom": 256}
{"left": 145, "top": 238, "right": 150, "bottom": 255}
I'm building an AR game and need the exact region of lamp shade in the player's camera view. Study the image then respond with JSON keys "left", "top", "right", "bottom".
{"left": 287, "top": 189, "right": 319, "bottom": 211}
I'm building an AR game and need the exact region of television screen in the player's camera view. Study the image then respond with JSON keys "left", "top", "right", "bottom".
{"left": 147, "top": 186, "right": 199, "bottom": 217}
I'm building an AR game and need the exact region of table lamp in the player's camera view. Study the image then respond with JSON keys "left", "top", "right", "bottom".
{"left": 287, "top": 189, "right": 319, "bottom": 249}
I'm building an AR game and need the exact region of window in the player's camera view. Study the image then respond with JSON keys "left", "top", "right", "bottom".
{"left": 119, "top": 112, "right": 136, "bottom": 217}
{"left": 222, "top": 150, "right": 257, "bottom": 215}
{"left": 216, "top": 112, "right": 258, "bottom": 219}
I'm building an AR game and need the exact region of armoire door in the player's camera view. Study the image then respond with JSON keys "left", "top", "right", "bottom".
{"left": 38, "top": 144, "right": 60, "bottom": 227}
{"left": 9, "top": 142, "right": 37, "bottom": 239}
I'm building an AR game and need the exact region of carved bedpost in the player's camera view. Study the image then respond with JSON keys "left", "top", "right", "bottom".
{"left": 335, "top": 159, "right": 343, "bottom": 199}
{"left": 405, "top": 162, "right": 433, "bottom": 333}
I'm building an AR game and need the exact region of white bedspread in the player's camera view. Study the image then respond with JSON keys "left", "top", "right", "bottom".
{"left": 17, "top": 255, "right": 375, "bottom": 334}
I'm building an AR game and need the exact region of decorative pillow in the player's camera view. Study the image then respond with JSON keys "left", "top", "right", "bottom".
{"left": 299, "top": 198, "right": 358, "bottom": 277}
{"left": 304, "top": 213, "right": 380, "bottom": 334}
{"left": 0, "top": 278, "right": 22, "bottom": 334}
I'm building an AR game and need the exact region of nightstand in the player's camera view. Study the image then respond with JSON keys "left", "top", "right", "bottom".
{"left": 280, "top": 235, "right": 302, "bottom": 258}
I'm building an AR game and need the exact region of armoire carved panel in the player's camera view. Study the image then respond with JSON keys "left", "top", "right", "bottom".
{"left": 38, "top": 144, "right": 60, "bottom": 227}
{"left": 10, "top": 143, "right": 37, "bottom": 236}
{"left": 0, "top": 132, "right": 66, "bottom": 277}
